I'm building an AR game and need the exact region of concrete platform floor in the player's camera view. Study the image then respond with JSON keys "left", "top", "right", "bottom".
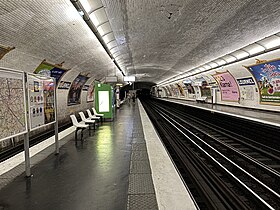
{"left": 0, "top": 103, "right": 139, "bottom": 210}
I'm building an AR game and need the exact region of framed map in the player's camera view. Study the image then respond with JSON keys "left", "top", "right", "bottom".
{"left": 0, "top": 68, "right": 27, "bottom": 141}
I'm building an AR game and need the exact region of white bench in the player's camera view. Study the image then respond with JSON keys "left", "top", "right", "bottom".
{"left": 92, "top": 107, "right": 104, "bottom": 122}
{"left": 196, "top": 96, "right": 207, "bottom": 103}
{"left": 86, "top": 109, "right": 100, "bottom": 124}
{"left": 70, "top": 115, "right": 89, "bottom": 141}
{"left": 79, "top": 112, "right": 96, "bottom": 130}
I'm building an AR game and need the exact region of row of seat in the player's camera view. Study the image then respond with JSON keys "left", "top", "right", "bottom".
{"left": 70, "top": 107, "right": 104, "bottom": 141}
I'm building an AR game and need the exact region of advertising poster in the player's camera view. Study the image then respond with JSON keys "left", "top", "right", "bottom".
{"left": 183, "top": 79, "right": 195, "bottom": 94}
{"left": 34, "top": 61, "right": 67, "bottom": 84}
{"left": 246, "top": 59, "right": 280, "bottom": 104}
{"left": 28, "top": 75, "right": 45, "bottom": 129}
{"left": 213, "top": 71, "right": 240, "bottom": 102}
{"left": 170, "top": 84, "right": 179, "bottom": 96}
{"left": 0, "top": 69, "right": 27, "bottom": 140}
{"left": 87, "top": 82, "right": 95, "bottom": 102}
{"left": 43, "top": 80, "right": 55, "bottom": 124}
{"left": 176, "top": 82, "right": 185, "bottom": 96}
{"left": 68, "top": 74, "right": 89, "bottom": 105}
{"left": 200, "top": 81, "right": 211, "bottom": 97}
{"left": 164, "top": 86, "right": 172, "bottom": 96}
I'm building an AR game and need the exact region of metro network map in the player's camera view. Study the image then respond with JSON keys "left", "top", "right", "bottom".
{"left": 0, "top": 75, "right": 26, "bottom": 140}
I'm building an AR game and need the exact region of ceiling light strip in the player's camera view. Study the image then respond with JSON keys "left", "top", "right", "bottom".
{"left": 71, "top": 0, "right": 125, "bottom": 76}
{"left": 157, "top": 33, "right": 280, "bottom": 86}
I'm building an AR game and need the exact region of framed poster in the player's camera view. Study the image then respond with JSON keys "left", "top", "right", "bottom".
{"left": 183, "top": 79, "right": 195, "bottom": 94}
{"left": 87, "top": 82, "right": 95, "bottom": 102}
{"left": 68, "top": 74, "right": 89, "bottom": 105}
{"left": 27, "top": 74, "right": 55, "bottom": 130}
{"left": 245, "top": 58, "right": 280, "bottom": 105}
{"left": 212, "top": 71, "right": 240, "bottom": 102}
{"left": 176, "top": 82, "right": 185, "bottom": 96}
{"left": 0, "top": 68, "right": 27, "bottom": 141}
{"left": 34, "top": 60, "right": 67, "bottom": 84}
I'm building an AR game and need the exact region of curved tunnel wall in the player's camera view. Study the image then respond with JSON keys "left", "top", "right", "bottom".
{"left": 157, "top": 49, "right": 280, "bottom": 112}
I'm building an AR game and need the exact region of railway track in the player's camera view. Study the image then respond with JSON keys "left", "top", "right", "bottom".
{"left": 141, "top": 99, "right": 280, "bottom": 209}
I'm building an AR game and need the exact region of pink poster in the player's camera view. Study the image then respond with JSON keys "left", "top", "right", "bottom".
{"left": 213, "top": 71, "right": 240, "bottom": 101}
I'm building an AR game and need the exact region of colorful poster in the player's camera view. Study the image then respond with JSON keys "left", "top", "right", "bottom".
{"left": 164, "top": 86, "right": 172, "bottom": 96}
{"left": 176, "top": 82, "right": 185, "bottom": 96}
{"left": 170, "top": 84, "right": 179, "bottom": 96}
{"left": 0, "top": 69, "right": 27, "bottom": 140}
{"left": 43, "top": 80, "right": 55, "bottom": 124}
{"left": 246, "top": 59, "right": 280, "bottom": 104}
{"left": 68, "top": 75, "right": 89, "bottom": 105}
{"left": 87, "top": 82, "right": 95, "bottom": 102}
{"left": 58, "top": 81, "right": 71, "bottom": 89}
{"left": 183, "top": 79, "right": 195, "bottom": 94}
{"left": 213, "top": 71, "right": 240, "bottom": 101}
{"left": 34, "top": 61, "right": 67, "bottom": 84}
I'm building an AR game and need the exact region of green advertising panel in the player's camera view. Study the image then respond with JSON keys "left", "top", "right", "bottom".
{"left": 95, "top": 83, "right": 113, "bottom": 120}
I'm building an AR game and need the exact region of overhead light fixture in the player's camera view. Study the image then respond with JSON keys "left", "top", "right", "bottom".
{"left": 80, "top": 0, "right": 91, "bottom": 12}
{"left": 208, "top": 62, "right": 219, "bottom": 68}
{"left": 257, "top": 35, "right": 280, "bottom": 49}
{"left": 230, "top": 50, "right": 249, "bottom": 59}
{"left": 214, "top": 59, "right": 227, "bottom": 65}
{"left": 242, "top": 43, "right": 265, "bottom": 55}
{"left": 203, "top": 65, "right": 211, "bottom": 70}
{"left": 222, "top": 55, "right": 237, "bottom": 63}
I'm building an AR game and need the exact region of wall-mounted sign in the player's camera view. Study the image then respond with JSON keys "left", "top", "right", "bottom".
{"left": 0, "top": 69, "right": 27, "bottom": 141}
{"left": 213, "top": 71, "right": 240, "bottom": 102}
{"left": 58, "top": 81, "right": 71, "bottom": 89}
{"left": 68, "top": 74, "right": 89, "bottom": 106}
{"left": 237, "top": 77, "right": 255, "bottom": 86}
{"left": 34, "top": 60, "right": 68, "bottom": 84}
{"left": 83, "top": 85, "right": 89, "bottom": 91}
{"left": 245, "top": 58, "right": 280, "bottom": 105}
{"left": 124, "top": 76, "right": 135, "bottom": 82}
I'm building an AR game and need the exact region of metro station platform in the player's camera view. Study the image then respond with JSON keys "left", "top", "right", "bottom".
{"left": 0, "top": 101, "right": 197, "bottom": 210}
{"left": 161, "top": 98, "right": 280, "bottom": 127}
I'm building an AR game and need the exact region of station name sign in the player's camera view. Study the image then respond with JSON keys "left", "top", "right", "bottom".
{"left": 237, "top": 77, "right": 255, "bottom": 86}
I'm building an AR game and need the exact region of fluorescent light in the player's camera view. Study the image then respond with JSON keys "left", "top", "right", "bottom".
{"left": 78, "top": 10, "right": 84, "bottom": 16}
{"left": 89, "top": 12, "right": 99, "bottom": 26}
{"left": 231, "top": 50, "right": 249, "bottom": 59}
{"left": 80, "top": 0, "right": 91, "bottom": 13}
{"left": 203, "top": 65, "right": 211, "bottom": 70}
{"left": 215, "top": 59, "right": 226, "bottom": 65}
{"left": 243, "top": 44, "right": 265, "bottom": 55}
{"left": 199, "top": 67, "right": 205, "bottom": 72}
{"left": 257, "top": 35, "right": 280, "bottom": 49}
{"left": 97, "top": 27, "right": 105, "bottom": 36}
{"left": 222, "top": 55, "right": 236, "bottom": 62}
{"left": 208, "top": 62, "right": 218, "bottom": 68}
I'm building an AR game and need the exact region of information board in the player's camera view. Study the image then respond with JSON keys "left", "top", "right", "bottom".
{"left": 213, "top": 71, "right": 240, "bottom": 102}
{"left": 28, "top": 74, "right": 55, "bottom": 130}
{"left": 0, "top": 69, "right": 27, "bottom": 140}
{"left": 246, "top": 58, "right": 280, "bottom": 105}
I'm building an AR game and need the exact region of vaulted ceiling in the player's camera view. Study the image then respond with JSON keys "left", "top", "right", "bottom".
{"left": 1, "top": 0, "right": 280, "bottom": 84}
